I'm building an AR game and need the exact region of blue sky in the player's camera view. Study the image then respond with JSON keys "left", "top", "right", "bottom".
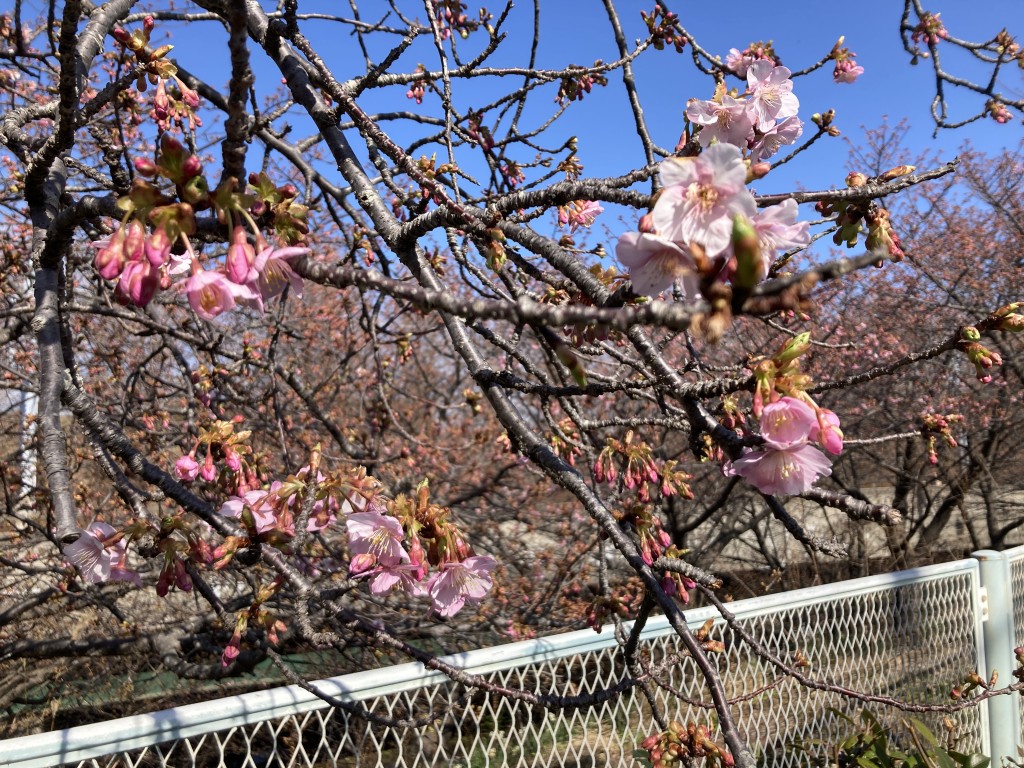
{"left": 155, "top": 2, "right": 1024, "bottom": 234}
{"left": 157, "top": 2, "right": 1024, "bottom": 195}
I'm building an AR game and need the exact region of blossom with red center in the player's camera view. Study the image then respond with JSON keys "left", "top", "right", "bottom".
{"left": 426, "top": 555, "right": 497, "bottom": 617}
{"left": 616, "top": 232, "right": 698, "bottom": 297}
{"left": 652, "top": 143, "right": 756, "bottom": 258}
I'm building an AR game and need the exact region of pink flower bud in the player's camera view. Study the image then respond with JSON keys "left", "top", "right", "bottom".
{"left": 134, "top": 157, "right": 158, "bottom": 177}
{"left": 182, "top": 154, "right": 203, "bottom": 179}
{"left": 93, "top": 229, "right": 126, "bottom": 280}
{"left": 200, "top": 452, "right": 217, "bottom": 482}
{"left": 224, "top": 446, "right": 242, "bottom": 472}
{"left": 124, "top": 219, "right": 146, "bottom": 261}
{"left": 145, "top": 225, "right": 171, "bottom": 267}
{"left": 349, "top": 552, "right": 377, "bottom": 575}
{"left": 115, "top": 259, "right": 159, "bottom": 307}
{"left": 226, "top": 225, "right": 256, "bottom": 285}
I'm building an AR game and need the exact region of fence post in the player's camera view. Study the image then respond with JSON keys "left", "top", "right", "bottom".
{"left": 973, "top": 549, "right": 1020, "bottom": 765}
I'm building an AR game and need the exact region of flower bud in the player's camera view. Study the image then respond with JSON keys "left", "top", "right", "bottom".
{"left": 134, "top": 157, "right": 158, "bottom": 177}
{"left": 730, "top": 214, "right": 763, "bottom": 289}
{"left": 877, "top": 165, "right": 916, "bottom": 182}
{"left": 773, "top": 332, "right": 811, "bottom": 367}
{"left": 845, "top": 171, "right": 868, "bottom": 188}
{"left": 746, "top": 162, "right": 771, "bottom": 182}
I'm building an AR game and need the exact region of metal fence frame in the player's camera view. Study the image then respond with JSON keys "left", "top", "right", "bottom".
{"left": 3, "top": 548, "right": 1023, "bottom": 768}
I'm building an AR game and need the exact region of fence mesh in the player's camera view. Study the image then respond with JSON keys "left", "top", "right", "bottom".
{"left": 27, "top": 565, "right": 985, "bottom": 768}
{"left": 1007, "top": 546, "right": 1024, "bottom": 742}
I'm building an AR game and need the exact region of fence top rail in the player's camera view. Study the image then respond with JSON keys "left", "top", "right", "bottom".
{"left": 1001, "top": 544, "right": 1024, "bottom": 564}
{"left": 0, "top": 556, "right": 981, "bottom": 768}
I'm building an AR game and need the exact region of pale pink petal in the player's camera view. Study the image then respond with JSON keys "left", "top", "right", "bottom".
{"left": 760, "top": 397, "right": 817, "bottom": 449}
{"left": 729, "top": 444, "right": 832, "bottom": 495}
{"left": 616, "top": 232, "right": 697, "bottom": 297}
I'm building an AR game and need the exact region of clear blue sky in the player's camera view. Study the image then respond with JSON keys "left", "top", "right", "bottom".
{"left": 162, "top": 2, "right": 1024, "bottom": 211}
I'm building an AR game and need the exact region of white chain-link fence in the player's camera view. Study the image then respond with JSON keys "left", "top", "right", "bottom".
{"left": 5, "top": 550, "right": 1024, "bottom": 768}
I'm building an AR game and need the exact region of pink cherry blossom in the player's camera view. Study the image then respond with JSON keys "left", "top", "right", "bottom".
{"left": 174, "top": 453, "right": 200, "bottom": 482}
{"left": 745, "top": 61, "right": 799, "bottom": 131}
{"left": 426, "top": 555, "right": 497, "bottom": 617}
{"left": 558, "top": 200, "right": 604, "bottom": 233}
{"left": 185, "top": 268, "right": 257, "bottom": 321}
{"left": 724, "top": 397, "right": 833, "bottom": 495}
{"left": 748, "top": 116, "right": 804, "bottom": 163}
{"left": 760, "top": 397, "right": 817, "bottom": 449}
{"left": 686, "top": 95, "right": 754, "bottom": 149}
{"left": 725, "top": 48, "right": 755, "bottom": 78}
{"left": 616, "top": 232, "right": 698, "bottom": 297}
{"left": 64, "top": 522, "right": 141, "bottom": 586}
{"left": 220, "top": 490, "right": 278, "bottom": 533}
{"left": 726, "top": 443, "right": 832, "bottom": 496}
{"left": 652, "top": 143, "right": 756, "bottom": 257}
{"left": 254, "top": 245, "right": 309, "bottom": 302}
{"left": 833, "top": 59, "right": 864, "bottom": 84}
{"left": 751, "top": 199, "right": 810, "bottom": 268}
{"left": 346, "top": 508, "right": 408, "bottom": 568}
{"left": 366, "top": 562, "right": 427, "bottom": 597}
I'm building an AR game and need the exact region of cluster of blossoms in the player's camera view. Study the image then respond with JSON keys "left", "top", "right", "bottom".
{"left": 427, "top": 0, "right": 489, "bottom": 41}
{"left": 686, "top": 61, "right": 802, "bottom": 162}
{"left": 616, "top": 61, "right": 824, "bottom": 299}
{"left": 960, "top": 325, "right": 1004, "bottom": 382}
{"left": 724, "top": 396, "right": 840, "bottom": 496}
{"left": 920, "top": 412, "right": 964, "bottom": 465}
{"left": 174, "top": 417, "right": 256, "bottom": 487}
{"left": 555, "top": 65, "right": 608, "bottom": 106}
{"left": 715, "top": 334, "right": 844, "bottom": 496}
{"left": 112, "top": 15, "right": 201, "bottom": 131}
{"left": 345, "top": 483, "right": 497, "bottom": 618}
{"left": 593, "top": 430, "right": 693, "bottom": 504}
{"left": 406, "top": 64, "right": 430, "bottom": 105}
{"left": 640, "top": 6, "right": 686, "bottom": 53}
{"left": 616, "top": 142, "right": 809, "bottom": 298}
{"left": 724, "top": 41, "right": 779, "bottom": 78}
{"left": 91, "top": 129, "right": 310, "bottom": 322}
{"left": 557, "top": 199, "right": 604, "bottom": 233}
{"left": 911, "top": 12, "right": 949, "bottom": 47}
{"left": 987, "top": 99, "right": 1013, "bottom": 124}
